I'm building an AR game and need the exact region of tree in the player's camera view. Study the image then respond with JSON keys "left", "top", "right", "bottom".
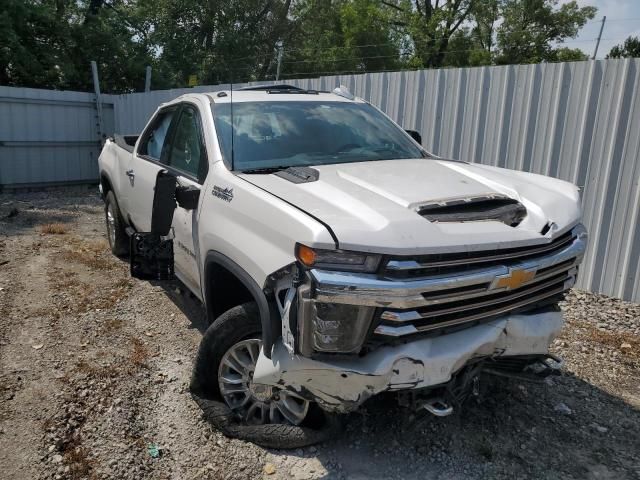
{"left": 281, "top": 0, "right": 402, "bottom": 79}
{"left": 382, "top": 0, "right": 477, "bottom": 68}
{"left": 607, "top": 36, "right": 640, "bottom": 59}
{"left": 495, "top": 0, "right": 596, "bottom": 65}
{"left": 1, "top": 0, "right": 158, "bottom": 92}
{"left": 1, "top": 0, "right": 600, "bottom": 92}
{"left": 0, "top": 0, "right": 62, "bottom": 88}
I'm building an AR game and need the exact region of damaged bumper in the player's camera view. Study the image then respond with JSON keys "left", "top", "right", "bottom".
{"left": 254, "top": 308, "right": 564, "bottom": 413}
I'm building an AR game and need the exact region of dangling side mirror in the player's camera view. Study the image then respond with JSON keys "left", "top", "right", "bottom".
{"left": 130, "top": 170, "right": 176, "bottom": 281}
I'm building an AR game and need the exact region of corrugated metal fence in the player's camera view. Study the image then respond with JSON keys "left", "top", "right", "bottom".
{"left": 0, "top": 59, "right": 639, "bottom": 301}
{"left": 0, "top": 86, "right": 115, "bottom": 187}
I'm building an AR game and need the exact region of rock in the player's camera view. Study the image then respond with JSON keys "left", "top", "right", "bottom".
{"left": 592, "top": 423, "right": 608, "bottom": 433}
{"left": 52, "top": 454, "right": 63, "bottom": 464}
{"left": 553, "top": 402, "right": 572, "bottom": 415}
{"left": 620, "top": 343, "right": 632, "bottom": 351}
{"left": 263, "top": 463, "right": 277, "bottom": 475}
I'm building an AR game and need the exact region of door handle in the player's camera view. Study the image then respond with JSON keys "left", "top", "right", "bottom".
{"left": 126, "top": 169, "right": 135, "bottom": 178}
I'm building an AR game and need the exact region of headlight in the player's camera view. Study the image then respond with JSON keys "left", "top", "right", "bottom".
{"left": 295, "top": 243, "right": 381, "bottom": 273}
{"left": 296, "top": 285, "right": 374, "bottom": 355}
{"left": 310, "top": 303, "right": 374, "bottom": 353}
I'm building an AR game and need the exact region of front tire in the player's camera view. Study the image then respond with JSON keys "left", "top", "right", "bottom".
{"left": 191, "top": 302, "right": 309, "bottom": 426}
{"left": 190, "top": 302, "right": 342, "bottom": 447}
{"left": 104, "top": 191, "right": 128, "bottom": 257}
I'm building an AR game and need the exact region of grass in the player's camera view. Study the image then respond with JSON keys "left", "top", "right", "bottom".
{"left": 62, "top": 440, "right": 95, "bottom": 480}
{"left": 130, "top": 338, "right": 150, "bottom": 368}
{"left": 61, "top": 250, "right": 113, "bottom": 271}
{"left": 40, "top": 223, "right": 68, "bottom": 234}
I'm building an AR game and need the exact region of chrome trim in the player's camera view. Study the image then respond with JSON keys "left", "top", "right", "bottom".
{"left": 380, "top": 270, "right": 577, "bottom": 323}
{"left": 374, "top": 279, "right": 572, "bottom": 337}
{"left": 374, "top": 324, "right": 419, "bottom": 337}
{"left": 385, "top": 231, "right": 575, "bottom": 272}
{"left": 310, "top": 225, "right": 587, "bottom": 310}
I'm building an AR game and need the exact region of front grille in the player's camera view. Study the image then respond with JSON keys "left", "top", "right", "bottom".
{"left": 371, "top": 229, "right": 582, "bottom": 340}
{"left": 383, "top": 230, "right": 575, "bottom": 278}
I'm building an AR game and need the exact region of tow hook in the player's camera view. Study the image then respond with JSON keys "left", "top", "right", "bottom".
{"left": 422, "top": 398, "right": 454, "bottom": 417}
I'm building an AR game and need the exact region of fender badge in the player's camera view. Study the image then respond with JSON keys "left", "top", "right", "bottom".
{"left": 212, "top": 185, "right": 233, "bottom": 202}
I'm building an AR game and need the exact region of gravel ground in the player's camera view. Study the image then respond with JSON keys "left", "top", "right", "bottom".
{"left": 0, "top": 189, "right": 638, "bottom": 480}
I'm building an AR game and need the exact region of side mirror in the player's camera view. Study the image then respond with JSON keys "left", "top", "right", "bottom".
{"left": 176, "top": 185, "right": 200, "bottom": 210}
{"left": 130, "top": 170, "right": 177, "bottom": 280}
{"left": 405, "top": 129, "right": 422, "bottom": 145}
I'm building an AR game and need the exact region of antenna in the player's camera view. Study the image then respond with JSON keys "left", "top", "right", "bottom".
{"left": 230, "top": 78, "right": 234, "bottom": 170}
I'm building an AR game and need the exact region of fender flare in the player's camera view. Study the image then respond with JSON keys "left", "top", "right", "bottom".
{"left": 99, "top": 170, "right": 113, "bottom": 198}
{"left": 203, "top": 251, "right": 277, "bottom": 358}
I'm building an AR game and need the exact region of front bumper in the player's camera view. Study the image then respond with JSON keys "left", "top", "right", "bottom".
{"left": 255, "top": 308, "right": 564, "bottom": 413}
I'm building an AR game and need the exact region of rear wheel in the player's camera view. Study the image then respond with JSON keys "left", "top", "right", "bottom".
{"left": 104, "top": 191, "right": 128, "bottom": 257}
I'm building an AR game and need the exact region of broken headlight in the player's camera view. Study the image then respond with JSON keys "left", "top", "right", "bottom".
{"left": 308, "top": 302, "right": 374, "bottom": 354}
{"left": 295, "top": 243, "right": 381, "bottom": 273}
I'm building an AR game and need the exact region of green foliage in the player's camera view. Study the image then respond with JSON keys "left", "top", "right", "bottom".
{"left": 1, "top": 0, "right": 600, "bottom": 92}
{"left": 607, "top": 36, "right": 640, "bottom": 59}
{"left": 282, "top": 0, "right": 402, "bottom": 79}
{"left": 495, "top": 0, "right": 596, "bottom": 65}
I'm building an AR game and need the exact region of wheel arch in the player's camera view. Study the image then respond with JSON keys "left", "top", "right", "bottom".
{"left": 204, "top": 251, "right": 278, "bottom": 358}
{"left": 100, "top": 171, "right": 114, "bottom": 198}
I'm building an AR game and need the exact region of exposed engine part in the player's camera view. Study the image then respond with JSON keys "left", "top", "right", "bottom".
{"left": 422, "top": 398, "right": 453, "bottom": 417}
{"left": 483, "top": 354, "right": 564, "bottom": 383}
{"left": 398, "top": 362, "right": 484, "bottom": 416}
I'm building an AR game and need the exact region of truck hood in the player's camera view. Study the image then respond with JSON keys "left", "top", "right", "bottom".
{"left": 239, "top": 159, "right": 581, "bottom": 255}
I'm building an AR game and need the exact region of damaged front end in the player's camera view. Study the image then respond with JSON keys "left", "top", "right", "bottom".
{"left": 255, "top": 225, "right": 587, "bottom": 415}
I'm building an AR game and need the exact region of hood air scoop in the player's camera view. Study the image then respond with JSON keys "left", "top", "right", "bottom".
{"left": 417, "top": 194, "right": 527, "bottom": 227}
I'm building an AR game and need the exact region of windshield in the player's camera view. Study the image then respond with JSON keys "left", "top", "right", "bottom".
{"left": 212, "top": 101, "right": 425, "bottom": 171}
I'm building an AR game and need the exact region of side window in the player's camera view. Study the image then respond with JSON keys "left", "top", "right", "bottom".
{"left": 139, "top": 110, "right": 175, "bottom": 162}
{"left": 168, "top": 106, "right": 205, "bottom": 180}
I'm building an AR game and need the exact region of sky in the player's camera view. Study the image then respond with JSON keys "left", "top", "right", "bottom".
{"left": 567, "top": 0, "right": 640, "bottom": 58}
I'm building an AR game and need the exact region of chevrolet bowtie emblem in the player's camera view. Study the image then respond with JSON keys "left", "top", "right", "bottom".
{"left": 495, "top": 268, "right": 536, "bottom": 290}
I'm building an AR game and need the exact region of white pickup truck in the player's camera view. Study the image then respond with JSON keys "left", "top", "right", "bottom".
{"left": 98, "top": 84, "right": 586, "bottom": 437}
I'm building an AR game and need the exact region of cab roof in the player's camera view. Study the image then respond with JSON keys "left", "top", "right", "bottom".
{"left": 205, "top": 84, "right": 362, "bottom": 104}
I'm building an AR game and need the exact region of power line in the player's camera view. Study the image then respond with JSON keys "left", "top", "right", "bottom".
{"left": 221, "top": 35, "right": 624, "bottom": 69}
{"left": 225, "top": 37, "right": 624, "bottom": 65}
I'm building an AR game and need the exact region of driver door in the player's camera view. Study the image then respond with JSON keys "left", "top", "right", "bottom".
{"left": 163, "top": 103, "right": 208, "bottom": 293}
{"left": 125, "top": 106, "right": 179, "bottom": 231}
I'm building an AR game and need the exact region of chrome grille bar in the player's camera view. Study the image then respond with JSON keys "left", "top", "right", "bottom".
{"left": 311, "top": 225, "right": 587, "bottom": 310}
{"left": 385, "top": 230, "right": 575, "bottom": 273}
{"left": 309, "top": 224, "right": 587, "bottom": 341}
{"left": 381, "top": 269, "right": 576, "bottom": 323}
{"left": 375, "top": 277, "right": 574, "bottom": 337}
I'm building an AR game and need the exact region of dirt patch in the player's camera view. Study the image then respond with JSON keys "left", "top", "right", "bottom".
{"left": 0, "top": 190, "right": 638, "bottom": 480}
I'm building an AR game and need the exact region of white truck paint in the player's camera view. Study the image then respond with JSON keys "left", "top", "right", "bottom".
{"left": 98, "top": 85, "right": 586, "bottom": 421}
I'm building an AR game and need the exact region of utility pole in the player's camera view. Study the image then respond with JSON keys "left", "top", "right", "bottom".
{"left": 275, "top": 41, "right": 284, "bottom": 81}
{"left": 91, "top": 61, "right": 104, "bottom": 145}
{"left": 144, "top": 66, "right": 152, "bottom": 92}
{"left": 592, "top": 16, "right": 606, "bottom": 60}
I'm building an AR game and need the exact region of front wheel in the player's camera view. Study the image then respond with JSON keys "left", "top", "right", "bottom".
{"left": 191, "top": 302, "right": 310, "bottom": 426}
{"left": 190, "top": 302, "right": 341, "bottom": 447}
{"left": 218, "top": 337, "right": 310, "bottom": 425}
